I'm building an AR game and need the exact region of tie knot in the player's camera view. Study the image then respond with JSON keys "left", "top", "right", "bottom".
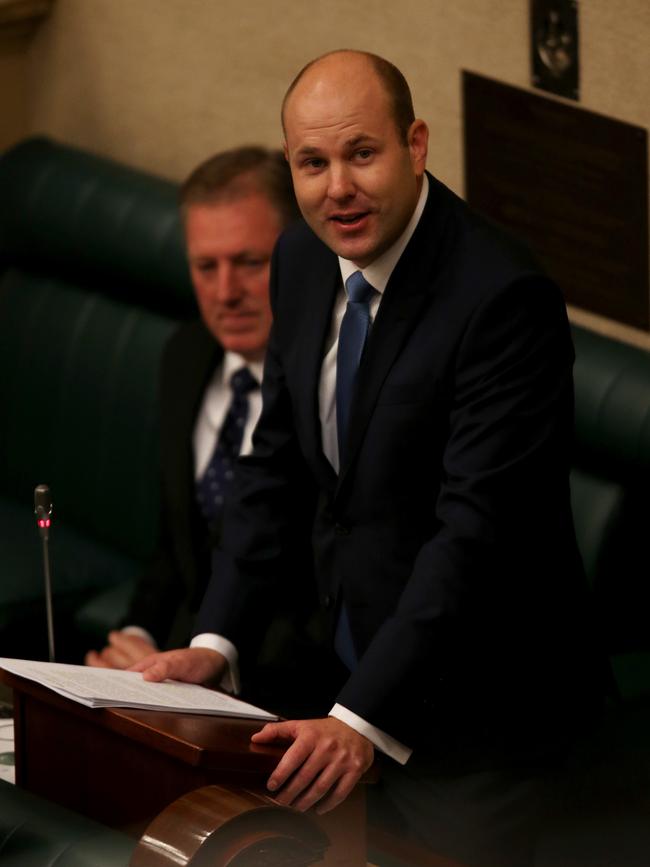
{"left": 230, "top": 367, "right": 258, "bottom": 396}
{"left": 345, "top": 271, "right": 375, "bottom": 305}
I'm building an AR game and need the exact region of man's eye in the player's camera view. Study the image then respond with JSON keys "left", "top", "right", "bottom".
{"left": 195, "top": 261, "right": 216, "bottom": 273}
{"left": 355, "top": 149, "right": 373, "bottom": 161}
{"left": 303, "top": 158, "right": 325, "bottom": 170}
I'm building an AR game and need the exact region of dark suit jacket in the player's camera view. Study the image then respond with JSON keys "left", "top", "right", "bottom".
{"left": 196, "top": 174, "right": 603, "bottom": 764}
{"left": 127, "top": 319, "right": 222, "bottom": 647}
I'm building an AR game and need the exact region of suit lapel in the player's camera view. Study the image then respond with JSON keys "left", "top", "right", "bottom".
{"left": 167, "top": 322, "right": 222, "bottom": 530}
{"left": 294, "top": 251, "right": 341, "bottom": 491}
{"left": 336, "top": 178, "right": 453, "bottom": 494}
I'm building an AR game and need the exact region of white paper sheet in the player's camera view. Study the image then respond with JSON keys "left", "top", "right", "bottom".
{"left": 0, "top": 658, "right": 278, "bottom": 720}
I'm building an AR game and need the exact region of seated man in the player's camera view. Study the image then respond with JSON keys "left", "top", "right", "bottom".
{"left": 86, "top": 146, "right": 329, "bottom": 709}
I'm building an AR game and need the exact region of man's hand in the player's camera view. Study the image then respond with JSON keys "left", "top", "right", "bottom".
{"left": 85, "top": 632, "right": 155, "bottom": 669}
{"left": 251, "top": 717, "right": 374, "bottom": 814}
{"left": 128, "top": 647, "right": 227, "bottom": 684}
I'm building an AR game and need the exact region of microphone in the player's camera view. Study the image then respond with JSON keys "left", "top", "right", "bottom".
{"left": 34, "top": 484, "right": 55, "bottom": 662}
{"left": 35, "top": 484, "right": 52, "bottom": 537}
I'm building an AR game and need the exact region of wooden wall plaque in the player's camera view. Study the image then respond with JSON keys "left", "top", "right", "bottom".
{"left": 463, "top": 71, "right": 649, "bottom": 330}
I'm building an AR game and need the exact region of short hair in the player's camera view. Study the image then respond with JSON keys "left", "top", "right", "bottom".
{"left": 281, "top": 50, "right": 416, "bottom": 146}
{"left": 179, "top": 146, "right": 299, "bottom": 228}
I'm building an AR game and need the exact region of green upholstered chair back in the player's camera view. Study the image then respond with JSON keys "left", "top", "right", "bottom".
{"left": 0, "top": 269, "right": 174, "bottom": 560}
{"left": 0, "top": 136, "right": 195, "bottom": 316}
{"left": 571, "top": 325, "right": 650, "bottom": 699}
{"left": 0, "top": 137, "right": 192, "bottom": 657}
{"left": 573, "top": 325, "right": 650, "bottom": 478}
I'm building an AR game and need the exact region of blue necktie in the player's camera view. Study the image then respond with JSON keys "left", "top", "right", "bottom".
{"left": 195, "top": 367, "right": 258, "bottom": 526}
{"left": 336, "top": 270, "right": 376, "bottom": 463}
{"left": 334, "top": 271, "right": 375, "bottom": 670}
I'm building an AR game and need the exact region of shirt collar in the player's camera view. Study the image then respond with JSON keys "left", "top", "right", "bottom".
{"left": 338, "top": 173, "right": 429, "bottom": 294}
{"left": 222, "top": 351, "right": 264, "bottom": 387}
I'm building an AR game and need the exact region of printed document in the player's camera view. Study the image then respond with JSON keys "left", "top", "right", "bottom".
{"left": 0, "top": 658, "right": 278, "bottom": 720}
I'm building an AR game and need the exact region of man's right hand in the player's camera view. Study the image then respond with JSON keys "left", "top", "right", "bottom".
{"left": 85, "top": 631, "right": 156, "bottom": 670}
{"left": 128, "top": 647, "right": 227, "bottom": 684}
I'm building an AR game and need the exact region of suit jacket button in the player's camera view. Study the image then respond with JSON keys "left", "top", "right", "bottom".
{"left": 323, "top": 594, "right": 333, "bottom": 609}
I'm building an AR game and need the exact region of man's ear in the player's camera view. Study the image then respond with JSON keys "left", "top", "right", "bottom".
{"left": 282, "top": 140, "right": 289, "bottom": 162}
{"left": 408, "top": 119, "right": 429, "bottom": 174}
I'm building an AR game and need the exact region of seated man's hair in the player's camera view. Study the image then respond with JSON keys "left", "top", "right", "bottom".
{"left": 180, "top": 146, "right": 299, "bottom": 227}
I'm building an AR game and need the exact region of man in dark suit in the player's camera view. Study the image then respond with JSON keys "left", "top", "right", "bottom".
{"left": 86, "top": 147, "right": 324, "bottom": 706}
{"left": 134, "top": 52, "right": 603, "bottom": 864}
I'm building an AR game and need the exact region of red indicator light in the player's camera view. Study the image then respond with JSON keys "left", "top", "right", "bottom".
{"left": 38, "top": 519, "right": 51, "bottom": 528}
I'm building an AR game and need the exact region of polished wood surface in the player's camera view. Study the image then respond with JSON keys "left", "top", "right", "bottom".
{"left": 1, "top": 668, "right": 282, "bottom": 826}
{"left": 1, "top": 669, "right": 281, "bottom": 771}
{"left": 131, "top": 785, "right": 329, "bottom": 867}
{"left": 132, "top": 784, "right": 367, "bottom": 867}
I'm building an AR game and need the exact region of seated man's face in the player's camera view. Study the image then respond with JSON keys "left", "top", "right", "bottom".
{"left": 185, "top": 193, "right": 281, "bottom": 361}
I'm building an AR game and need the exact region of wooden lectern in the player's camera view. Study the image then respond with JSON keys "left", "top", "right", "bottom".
{"left": 1, "top": 668, "right": 464, "bottom": 866}
{"left": 0, "top": 668, "right": 367, "bottom": 866}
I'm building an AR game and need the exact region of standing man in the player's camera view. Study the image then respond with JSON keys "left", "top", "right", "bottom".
{"left": 134, "top": 52, "right": 602, "bottom": 864}
{"left": 87, "top": 147, "right": 324, "bottom": 707}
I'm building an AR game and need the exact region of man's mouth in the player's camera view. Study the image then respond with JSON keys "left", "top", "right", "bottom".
{"left": 218, "top": 313, "right": 256, "bottom": 328}
{"left": 329, "top": 212, "right": 370, "bottom": 228}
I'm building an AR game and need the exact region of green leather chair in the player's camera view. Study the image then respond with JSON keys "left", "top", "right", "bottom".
{"left": 571, "top": 325, "right": 650, "bottom": 701}
{"left": 0, "top": 779, "right": 134, "bottom": 866}
{"left": 0, "top": 137, "right": 195, "bottom": 660}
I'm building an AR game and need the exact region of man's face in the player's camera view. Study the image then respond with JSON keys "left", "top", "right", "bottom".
{"left": 283, "top": 56, "right": 428, "bottom": 268}
{"left": 185, "top": 194, "right": 281, "bottom": 361}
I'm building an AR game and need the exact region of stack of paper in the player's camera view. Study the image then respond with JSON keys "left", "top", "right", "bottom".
{"left": 0, "top": 658, "right": 278, "bottom": 721}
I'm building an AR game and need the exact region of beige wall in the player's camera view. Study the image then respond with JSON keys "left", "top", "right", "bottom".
{"left": 14, "top": 0, "right": 650, "bottom": 345}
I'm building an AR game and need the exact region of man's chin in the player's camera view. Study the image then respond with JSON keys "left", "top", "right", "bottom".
{"left": 217, "top": 336, "right": 266, "bottom": 362}
{"left": 318, "top": 226, "right": 378, "bottom": 267}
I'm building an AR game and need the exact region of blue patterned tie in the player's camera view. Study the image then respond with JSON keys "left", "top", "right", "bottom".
{"left": 336, "top": 270, "right": 376, "bottom": 463}
{"left": 195, "top": 367, "right": 258, "bottom": 526}
{"left": 334, "top": 271, "right": 375, "bottom": 670}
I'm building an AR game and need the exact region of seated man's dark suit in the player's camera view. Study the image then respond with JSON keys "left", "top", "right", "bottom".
{"left": 196, "top": 172, "right": 604, "bottom": 765}
{"left": 127, "top": 319, "right": 219, "bottom": 648}
{"left": 127, "top": 319, "right": 330, "bottom": 711}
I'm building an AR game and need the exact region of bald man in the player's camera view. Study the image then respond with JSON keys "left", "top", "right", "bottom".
{"left": 133, "top": 51, "right": 603, "bottom": 866}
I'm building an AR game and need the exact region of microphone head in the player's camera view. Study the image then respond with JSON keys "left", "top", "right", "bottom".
{"left": 34, "top": 484, "right": 53, "bottom": 521}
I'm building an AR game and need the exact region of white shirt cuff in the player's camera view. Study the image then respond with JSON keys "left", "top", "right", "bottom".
{"left": 329, "top": 703, "right": 412, "bottom": 765}
{"left": 190, "top": 632, "right": 240, "bottom": 694}
{"left": 121, "top": 626, "right": 157, "bottom": 648}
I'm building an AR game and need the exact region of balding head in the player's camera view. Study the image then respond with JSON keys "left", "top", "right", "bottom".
{"left": 281, "top": 49, "right": 428, "bottom": 268}
{"left": 282, "top": 50, "right": 416, "bottom": 146}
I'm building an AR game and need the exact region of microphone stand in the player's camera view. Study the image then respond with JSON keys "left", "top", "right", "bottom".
{"left": 34, "top": 485, "right": 55, "bottom": 663}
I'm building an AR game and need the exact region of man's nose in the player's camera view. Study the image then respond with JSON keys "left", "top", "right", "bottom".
{"left": 327, "top": 163, "right": 355, "bottom": 202}
{"left": 214, "top": 264, "right": 242, "bottom": 302}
